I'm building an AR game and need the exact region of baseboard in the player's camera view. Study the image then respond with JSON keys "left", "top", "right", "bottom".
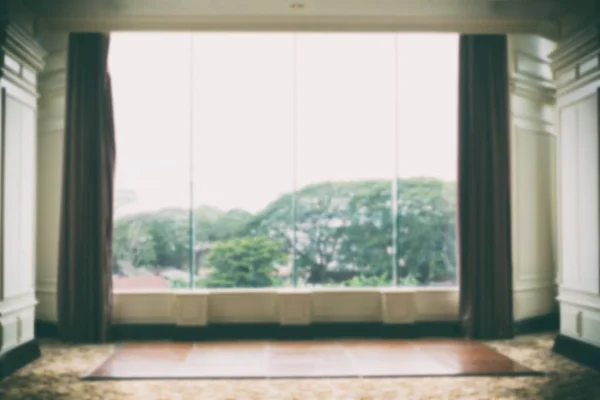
{"left": 553, "top": 334, "right": 600, "bottom": 371}
{"left": 0, "top": 340, "right": 41, "bottom": 380}
{"left": 36, "top": 320, "right": 462, "bottom": 341}
{"left": 35, "top": 320, "right": 58, "bottom": 338}
{"left": 514, "top": 313, "right": 559, "bottom": 335}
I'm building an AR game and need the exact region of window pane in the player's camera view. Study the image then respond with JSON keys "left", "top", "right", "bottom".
{"left": 110, "top": 33, "right": 192, "bottom": 291}
{"left": 295, "top": 34, "right": 396, "bottom": 287}
{"left": 396, "top": 34, "right": 459, "bottom": 287}
{"left": 110, "top": 32, "right": 459, "bottom": 292}
{"left": 192, "top": 34, "right": 294, "bottom": 288}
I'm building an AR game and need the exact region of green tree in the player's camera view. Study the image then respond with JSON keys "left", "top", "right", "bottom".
{"left": 113, "top": 206, "right": 252, "bottom": 273}
{"left": 204, "top": 236, "right": 287, "bottom": 288}
{"left": 341, "top": 181, "right": 394, "bottom": 278}
{"left": 195, "top": 206, "right": 252, "bottom": 242}
{"left": 112, "top": 216, "right": 156, "bottom": 273}
{"left": 396, "top": 178, "right": 457, "bottom": 283}
{"left": 112, "top": 208, "right": 190, "bottom": 271}
{"left": 138, "top": 208, "right": 189, "bottom": 268}
{"left": 245, "top": 182, "right": 367, "bottom": 284}
{"left": 112, "top": 178, "right": 457, "bottom": 287}
{"left": 245, "top": 178, "right": 456, "bottom": 286}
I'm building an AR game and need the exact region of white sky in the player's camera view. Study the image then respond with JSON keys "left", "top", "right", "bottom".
{"left": 109, "top": 33, "right": 458, "bottom": 215}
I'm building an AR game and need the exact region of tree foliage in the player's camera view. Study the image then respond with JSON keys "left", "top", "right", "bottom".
{"left": 112, "top": 207, "right": 251, "bottom": 273}
{"left": 204, "top": 236, "right": 287, "bottom": 288}
{"left": 112, "top": 178, "right": 457, "bottom": 287}
{"left": 112, "top": 209, "right": 189, "bottom": 272}
{"left": 246, "top": 178, "right": 456, "bottom": 284}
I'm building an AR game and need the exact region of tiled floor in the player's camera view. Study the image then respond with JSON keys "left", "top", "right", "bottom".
{"left": 85, "top": 339, "right": 541, "bottom": 379}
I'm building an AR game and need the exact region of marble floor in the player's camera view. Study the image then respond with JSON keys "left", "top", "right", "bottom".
{"left": 85, "top": 339, "right": 538, "bottom": 379}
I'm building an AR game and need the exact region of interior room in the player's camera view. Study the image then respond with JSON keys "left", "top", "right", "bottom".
{"left": 0, "top": 0, "right": 599, "bottom": 398}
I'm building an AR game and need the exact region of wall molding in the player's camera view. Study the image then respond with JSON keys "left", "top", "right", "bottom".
{"left": 556, "top": 79, "right": 600, "bottom": 116}
{"left": 512, "top": 51, "right": 554, "bottom": 87}
{"left": 514, "top": 280, "right": 555, "bottom": 292}
{"left": 552, "top": 19, "right": 600, "bottom": 69}
{"left": 557, "top": 295, "right": 600, "bottom": 313}
{"left": 557, "top": 62, "right": 600, "bottom": 97}
{"left": 511, "top": 115, "right": 555, "bottom": 133}
{"left": 559, "top": 287, "right": 600, "bottom": 308}
{"left": 559, "top": 284, "right": 600, "bottom": 298}
{"left": 2, "top": 24, "right": 45, "bottom": 72}
{"left": 513, "top": 126, "right": 555, "bottom": 137}
{"left": 510, "top": 79, "right": 556, "bottom": 104}
{"left": 0, "top": 293, "right": 37, "bottom": 317}
{"left": 550, "top": 20, "right": 600, "bottom": 95}
{"left": 1, "top": 23, "right": 46, "bottom": 97}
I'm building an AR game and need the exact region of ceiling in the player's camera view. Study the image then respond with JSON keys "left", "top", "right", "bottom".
{"left": 25, "top": 0, "right": 564, "bottom": 35}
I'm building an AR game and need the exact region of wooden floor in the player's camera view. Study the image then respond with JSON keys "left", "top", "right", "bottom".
{"left": 84, "top": 339, "right": 541, "bottom": 379}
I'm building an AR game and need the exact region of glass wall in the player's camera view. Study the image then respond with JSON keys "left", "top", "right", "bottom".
{"left": 110, "top": 33, "right": 192, "bottom": 290}
{"left": 110, "top": 32, "right": 458, "bottom": 290}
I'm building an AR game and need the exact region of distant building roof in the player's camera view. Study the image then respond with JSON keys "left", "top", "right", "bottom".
{"left": 276, "top": 266, "right": 292, "bottom": 277}
{"left": 113, "top": 275, "right": 169, "bottom": 290}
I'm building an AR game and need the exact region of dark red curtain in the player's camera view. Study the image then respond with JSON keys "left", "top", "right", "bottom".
{"left": 57, "top": 33, "right": 115, "bottom": 343}
{"left": 458, "top": 34, "right": 514, "bottom": 339}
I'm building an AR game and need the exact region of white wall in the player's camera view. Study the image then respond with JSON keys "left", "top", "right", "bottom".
{"left": 508, "top": 34, "right": 558, "bottom": 321}
{"left": 35, "top": 33, "right": 68, "bottom": 322}
{"left": 0, "top": 23, "right": 45, "bottom": 354}
{"left": 552, "top": 8, "right": 600, "bottom": 347}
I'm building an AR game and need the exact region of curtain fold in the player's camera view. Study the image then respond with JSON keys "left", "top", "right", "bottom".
{"left": 457, "top": 34, "right": 514, "bottom": 339}
{"left": 57, "top": 33, "right": 116, "bottom": 343}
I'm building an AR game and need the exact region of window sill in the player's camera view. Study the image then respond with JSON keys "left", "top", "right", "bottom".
{"left": 105, "top": 287, "right": 459, "bottom": 326}
{"left": 37, "top": 286, "right": 459, "bottom": 325}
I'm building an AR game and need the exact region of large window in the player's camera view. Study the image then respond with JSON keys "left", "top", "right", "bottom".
{"left": 110, "top": 32, "right": 458, "bottom": 290}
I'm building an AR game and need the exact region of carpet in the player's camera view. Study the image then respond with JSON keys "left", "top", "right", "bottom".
{"left": 1, "top": 333, "right": 599, "bottom": 399}
{"left": 83, "top": 339, "right": 541, "bottom": 380}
